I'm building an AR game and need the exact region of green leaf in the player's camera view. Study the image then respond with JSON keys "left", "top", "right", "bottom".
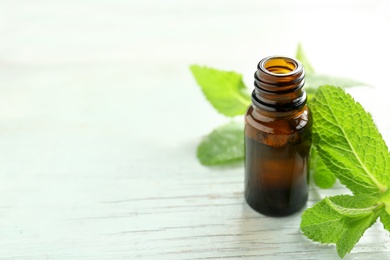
{"left": 303, "top": 86, "right": 390, "bottom": 257}
{"left": 190, "top": 65, "right": 251, "bottom": 117}
{"left": 382, "top": 191, "right": 390, "bottom": 215}
{"left": 295, "top": 43, "right": 315, "bottom": 74}
{"left": 305, "top": 73, "right": 368, "bottom": 90}
{"left": 325, "top": 195, "right": 379, "bottom": 218}
{"left": 310, "top": 146, "right": 336, "bottom": 189}
{"left": 301, "top": 198, "right": 347, "bottom": 245}
{"left": 305, "top": 87, "right": 318, "bottom": 95}
{"left": 380, "top": 212, "right": 390, "bottom": 232}
{"left": 310, "top": 86, "right": 390, "bottom": 195}
{"left": 336, "top": 213, "right": 377, "bottom": 258}
{"left": 306, "top": 87, "right": 317, "bottom": 102}
{"left": 301, "top": 194, "right": 381, "bottom": 258}
{"left": 197, "top": 122, "right": 244, "bottom": 165}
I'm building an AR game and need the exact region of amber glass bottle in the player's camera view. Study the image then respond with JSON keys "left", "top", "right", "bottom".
{"left": 244, "top": 56, "right": 312, "bottom": 217}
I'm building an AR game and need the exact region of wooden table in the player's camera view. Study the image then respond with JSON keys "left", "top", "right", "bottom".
{"left": 1, "top": 1, "right": 390, "bottom": 259}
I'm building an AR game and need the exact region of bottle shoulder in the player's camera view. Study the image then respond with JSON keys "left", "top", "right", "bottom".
{"left": 245, "top": 104, "right": 312, "bottom": 135}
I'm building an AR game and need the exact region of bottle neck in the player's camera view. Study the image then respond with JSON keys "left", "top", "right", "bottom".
{"left": 252, "top": 104, "right": 308, "bottom": 118}
{"left": 252, "top": 56, "right": 306, "bottom": 113}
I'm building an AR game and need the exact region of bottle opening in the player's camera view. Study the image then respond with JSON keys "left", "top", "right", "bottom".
{"left": 263, "top": 57, "right": 297, "bottom": 75}
{"left": 253, "top": 56, "right": 306, "bottom": 112}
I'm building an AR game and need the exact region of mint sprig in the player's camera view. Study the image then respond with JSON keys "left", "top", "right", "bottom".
{"left": 301, "top": 194, "right": 382, "bottom": 258}
{"left": 301, "top": 86, "right": 390, "bottom": 258}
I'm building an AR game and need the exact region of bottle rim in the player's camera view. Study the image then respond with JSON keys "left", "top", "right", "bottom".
{"left": 258, "top": 56, "right": 303, "bottom": 77}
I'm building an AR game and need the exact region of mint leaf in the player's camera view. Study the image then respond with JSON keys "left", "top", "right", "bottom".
{"left": 303, "top": 85, "right": 390, "bottom": 258}
{"left": 197, "top": 122, "right": 244, "bottom": 165}
{"left": 295, "top": 43, "right": 315, "bottom": 74}
{"left": 310, "top": 147, "right": 336, "bottom": 189}
{"left": 301, "top": 198, "right": 346, "bottom": 244}
{"left": 190, "top": 65, "right": 251, "bottom": 117}
{"left": 305, "top": 73, "right": 367, "bottom": 90}
{"left": 310, "top": 86, "right": 390, "bottom": 195}
{"left": 380, "top": 212, "right": 390, "bottom": 232}
{"left": 305, "top": 87, "right": 317, "bottom": 101}
{"left": 336, "top": 213, "right": 377, "bottom": 258}
{"left": 301, "top": 194, "right": 381, "bottom": 258}
{"left": 381, "top": 191, "right": 390, "bottom": 214}
{"left": 325, "top": 195, "right": 379, "bottom": 218}
{"left": 305, "top": 87, "right": 318, "bottom": 95}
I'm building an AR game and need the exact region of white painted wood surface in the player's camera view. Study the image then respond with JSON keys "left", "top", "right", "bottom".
{"left": 1, "top": 0, "right": 390, "bottom": 259}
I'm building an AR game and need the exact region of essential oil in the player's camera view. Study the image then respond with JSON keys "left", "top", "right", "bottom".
{"left": 244, "top": 56, "right": 312, "bottom": 217}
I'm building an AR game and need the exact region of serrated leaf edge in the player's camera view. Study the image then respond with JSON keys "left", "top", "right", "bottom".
{"left": 318, "top": 86, "right": 388, "bottom": 193}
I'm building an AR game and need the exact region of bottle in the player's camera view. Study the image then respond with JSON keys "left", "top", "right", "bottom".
{"left": 244, "top": 56, "right": 312, "bottom": 217}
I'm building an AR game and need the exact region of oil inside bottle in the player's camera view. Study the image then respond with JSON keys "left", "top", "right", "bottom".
{"left": 245, "top": 136, "right": 310, "bottom": 216}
